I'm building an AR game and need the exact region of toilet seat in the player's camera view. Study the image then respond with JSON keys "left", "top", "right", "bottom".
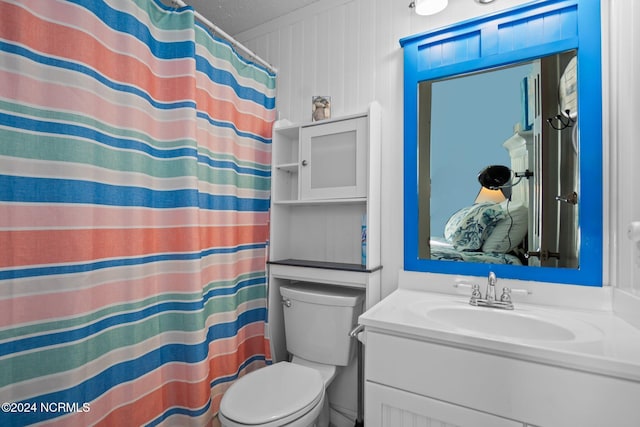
{"left": 219, "top": 362, "right": 324, "bottom": 426}
{"left": 290, "top": 356, "right": 337, "bottom": 387}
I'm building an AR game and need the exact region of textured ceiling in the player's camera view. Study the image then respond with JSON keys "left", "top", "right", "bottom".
{"left": 182, "top": 0, "right": 321, "bottom": 36}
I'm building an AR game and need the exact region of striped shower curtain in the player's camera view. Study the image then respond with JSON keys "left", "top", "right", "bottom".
{"left": 0, "top": 0, "right": 276, "bottom": 425}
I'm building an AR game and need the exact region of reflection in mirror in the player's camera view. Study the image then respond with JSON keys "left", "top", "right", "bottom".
{"left": 418, "top": 51, "right": 579, "bottom": 269}
{"left": 402, "top": 0, "right": 602, "bottom": 286}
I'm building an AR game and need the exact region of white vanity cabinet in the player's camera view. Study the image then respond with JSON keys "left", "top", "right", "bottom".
{"left": 365, "top": 331, "right": 524, "bottom": 427}
{"left": 366, "top": 382, "right": 521, "bottom": 427}
{"left": 364, "top": 328, "right": 640, "bottom": 427}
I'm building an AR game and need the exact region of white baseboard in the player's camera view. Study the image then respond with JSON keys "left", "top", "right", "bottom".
{"left": 330, "top": 406, "right": 357, "bottom": 427}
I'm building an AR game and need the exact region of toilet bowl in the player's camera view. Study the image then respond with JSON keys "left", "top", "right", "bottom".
{"left": 218, "top": 361, "right": 329, "bottom": 427}
{"left": 218, "top": 283, "right": 364, "bottom": 427}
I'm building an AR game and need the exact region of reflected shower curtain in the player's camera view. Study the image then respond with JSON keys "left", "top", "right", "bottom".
{"left": 0, "top": 0, "right": 276, "bottom": 425}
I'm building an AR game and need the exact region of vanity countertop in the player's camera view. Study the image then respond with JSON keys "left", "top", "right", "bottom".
{"left": 359, "top": 288, "right": 640, "bottom": 382}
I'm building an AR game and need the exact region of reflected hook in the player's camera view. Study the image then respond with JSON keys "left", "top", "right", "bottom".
{"left": 547, "top": 109, "right": 575, "bottom": 131}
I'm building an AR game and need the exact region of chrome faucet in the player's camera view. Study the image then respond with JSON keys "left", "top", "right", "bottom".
{"left": 468, "top": 272, "right": 514, "bottom": 310}
{"left": 486, "top": 271, "right": 497, "bottom": 303}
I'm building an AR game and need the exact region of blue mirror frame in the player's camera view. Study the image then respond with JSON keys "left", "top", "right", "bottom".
{"left": 401, "top": 0, "right": 603, "bottom": 286}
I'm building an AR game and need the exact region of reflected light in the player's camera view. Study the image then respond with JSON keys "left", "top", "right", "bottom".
{"left": 474, "top": 186, "right": 507, "bottom": 204}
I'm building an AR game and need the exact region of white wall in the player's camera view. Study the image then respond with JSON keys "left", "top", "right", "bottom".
{"left": 235, "top": 0, "right": 639, "bottom": 299}
{"left": 605, "top": 0, "right": 640, "bottom": 328}
{"left": 607, "top": 0, "right": 640, "bottom": 296}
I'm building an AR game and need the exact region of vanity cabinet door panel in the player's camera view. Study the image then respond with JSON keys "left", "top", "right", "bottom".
{"left": 365, "top": 330, "right": 640, "bottom": 427}
{"left": 299, "top": 117, "right": 367, "bottom": 200}
{"left": 365, "top": 382, "right": 523, "bottom": 427}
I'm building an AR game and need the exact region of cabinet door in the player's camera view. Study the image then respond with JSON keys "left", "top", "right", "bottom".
{"left": 299, "top": 117, "right": 367, "bottom": 199}
{"left": 365, "top": 382, "right": 523, "bottom": 427}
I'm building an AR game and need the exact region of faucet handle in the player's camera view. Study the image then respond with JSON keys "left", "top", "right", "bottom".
{"left": 500, "top": 287, "right": 512, "bottom": 303}
{"left": 470, "top": 284, "right": 482, "bottom": 302}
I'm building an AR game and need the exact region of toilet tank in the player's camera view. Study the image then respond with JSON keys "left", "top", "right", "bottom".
{"left": 280, "top": 282, "right": 364, "bottom": 366}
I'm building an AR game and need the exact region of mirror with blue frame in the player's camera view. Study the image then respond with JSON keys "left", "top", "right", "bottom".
{"left": 402, "top": 0, "right": 603, "bottom": 286}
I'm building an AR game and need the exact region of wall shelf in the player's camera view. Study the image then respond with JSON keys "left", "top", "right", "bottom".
{"left": 267, "top": 102, "right": 382, "bottom": 363}
{"left": 269, "top": 258, "right": 383, "bottom": 273}
{"left": 270, "top": 102, "right": 381, "bottom": 269}
{"left": 272, "top": 197, "right": 367, "bottom": 206}
{"left": 275, "top": 163, "right": 299, "bottom": 172}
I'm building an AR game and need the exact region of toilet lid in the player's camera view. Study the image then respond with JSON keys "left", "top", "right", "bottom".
{"left": 220, "top": 362, "right": 324, "bottom": 425}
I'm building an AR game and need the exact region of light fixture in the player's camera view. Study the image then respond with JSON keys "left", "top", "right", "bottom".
{"left": 475, "top": 186, "right": 507, "bottom": 204}
{"left": 475, "top": 0, "right": 496, "bottom": 4}
{"left": 411, "top": 0, "right": 448, "bottom": 16}
{"left": 477, "top": 165, "right": 533, "bottom": 201}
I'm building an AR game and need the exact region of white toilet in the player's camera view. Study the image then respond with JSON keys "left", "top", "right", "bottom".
{"left": 218, "top": 282, "right": 364, "bottom": 427}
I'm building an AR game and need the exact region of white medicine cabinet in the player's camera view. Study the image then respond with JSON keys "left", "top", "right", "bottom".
{"left": 267, "top": 102, "right": 382, "bottom": 362}
{"left": 269, "top": 102, "right": 380, "bottom": 271}
{"left": 272, "top": 113, "right": 369, "bottom": 202}
{"left": 300, "top": 116, "right": 367, "bottom": 200}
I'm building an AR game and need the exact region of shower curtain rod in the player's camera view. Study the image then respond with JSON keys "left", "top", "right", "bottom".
{"left": 172, "top": 0, "right": 277, "bottom": 74}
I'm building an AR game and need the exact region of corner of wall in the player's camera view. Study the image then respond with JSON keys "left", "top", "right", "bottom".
{"left": 614, "top": 288, "right": 640, "bottom": 330}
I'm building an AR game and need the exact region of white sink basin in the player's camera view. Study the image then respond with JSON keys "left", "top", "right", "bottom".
{"left": 424, "top": 306, "right": 575, "bottom": 341}
{"left": 405, "top": 302, "right": 603, "bottom": 343}
{"left": 359, "top": 288, "right": 640, "bottom": 382}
